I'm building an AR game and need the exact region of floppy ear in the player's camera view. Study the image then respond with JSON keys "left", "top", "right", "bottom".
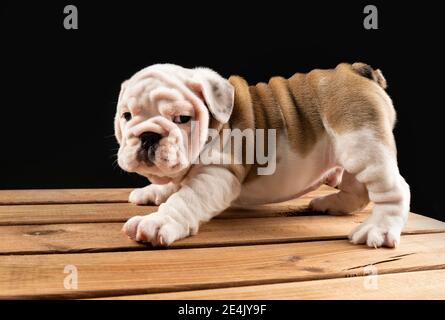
{"left": 187, "top": 68, "right": 234, "bottom": 123}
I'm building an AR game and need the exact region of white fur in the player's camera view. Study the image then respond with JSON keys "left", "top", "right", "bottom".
{"left": 234, "top": 133, "right": 337, "bottom": 205}
{"left": 123, "top": 165, "right": 241, "bottom": 246}
{"left": 328, "top": 128, "right": 410, "bottom": 247}
{"left": 116, "top": 64, "right": 232, "bottom": 181}
{"left": 129, "top": 182, "right": 179, "bottom": 205}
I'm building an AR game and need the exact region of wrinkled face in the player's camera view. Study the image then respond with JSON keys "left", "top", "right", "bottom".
{"left": 115, "top": 64, "right": 234, "bottom": 184}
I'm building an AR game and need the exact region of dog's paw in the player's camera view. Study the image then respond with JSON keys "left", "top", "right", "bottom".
{"left": 129, "top": 188, "right": 156, "bottom": 205}
{"left": 309, "top": 190, "right": 368, "bottom": 216}
{"left": 122, "top": 213, "right": 186, "bottom": 246}
{"left": 129, "top": 185, "right": 173, "bottom": 205}
{"left": 349, "top": 215, "right": 404, "bottom": 248}
{"left": 309, "top": 196, "right": 348, "bottom": 215}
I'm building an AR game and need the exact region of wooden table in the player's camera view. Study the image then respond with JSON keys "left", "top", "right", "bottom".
{"left": 0, "top": 185, "right": 444, "bottom": 299}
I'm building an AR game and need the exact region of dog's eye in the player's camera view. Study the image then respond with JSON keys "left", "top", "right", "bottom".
{"left": 122, "top": 112, "right": 132, "bottom": 121}
{"left": 173, "top": 115, "right": 191, "bottom": 124}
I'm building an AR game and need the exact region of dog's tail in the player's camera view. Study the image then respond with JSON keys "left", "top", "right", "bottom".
{"left": 351, "top": 62, "right": 387, "bottom": 89}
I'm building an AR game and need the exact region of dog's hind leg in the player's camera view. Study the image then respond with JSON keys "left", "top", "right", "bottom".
{"left": 309, "top": 169, "right": 370, "bottom": 215}
{"left": 331, "top": 128, "right": 410, "bottom": 248}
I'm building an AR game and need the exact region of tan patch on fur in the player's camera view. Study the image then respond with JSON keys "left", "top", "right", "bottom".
{"left": 212, "top": 76, "right": 254, "bottom": 183}
{"left": 229, "top": 74, "right": 326, "bottom": 157}
{"left": 254, "top": 82, "right": 286, "bottom": 130}
{"left": 319, "top": 63, "right": 396, "bottom": 150}
{"left": 217, "top": 62, "right": 397, "bottom": 184}
{"left": 226, "top": 74, "right": 327, "bottom": 184}
{"left": 286, "top": 74, "right": 326, "bottom": 153}
{"left": 228, "top": 76, "right": 255, "bottom": 130}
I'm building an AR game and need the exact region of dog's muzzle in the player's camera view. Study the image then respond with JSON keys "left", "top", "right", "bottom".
{"left": 137, "top": 132, "right": 162, "bottom": 165}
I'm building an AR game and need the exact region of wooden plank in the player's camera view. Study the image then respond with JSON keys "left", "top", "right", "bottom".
{"left": 0, "top": 202, "right": 333, "bottom": 226}
{"left": 0, "top": 203, "right": 156, "bottom": 226}
{"left": 108, "top": 269, "right": 445, "bottom": 300}
{"left": 0, "top": 202, "right": 320, "bottom": 226}
{"left": 0, "top": 186, "right": 344, "bottom": 226}
{"left": 0, "top": 185, "right": 335, "bottom": 205}
{"left": 0, "top": 213, "right": 443, "bottom": 255}
{"left": 0, "top": 188, "right": 132, "bottom": 205}
{"left": 0, "top": 233, "right": 444, "bottom": 299}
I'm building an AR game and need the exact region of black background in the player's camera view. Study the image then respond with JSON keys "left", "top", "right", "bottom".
{"left": 0, "top": 1, "right": 443, "bottom": 221}
{"left": 0, "top": 300, "right": 436, "bottom": 318}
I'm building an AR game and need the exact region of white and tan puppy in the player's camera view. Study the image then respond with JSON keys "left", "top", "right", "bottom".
{"left": 115, "top": 63, "right": 410, "bottom": 248}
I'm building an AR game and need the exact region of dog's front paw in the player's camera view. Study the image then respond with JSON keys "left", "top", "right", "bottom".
{"left": 129, "top": 185, "right": 173, "bottom": 205}
{"left": 129, "top": 188, "right": 155, "bottom": 205}
{"left": 122, "top": 213, "right": 187, "bottom": 246}
{"left": 349, "top": 215, "right": 404, "bottom": 248}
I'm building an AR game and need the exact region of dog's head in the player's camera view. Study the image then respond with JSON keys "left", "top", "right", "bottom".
{"left": 114, "top": 64, "right": 234, "bottom": 184}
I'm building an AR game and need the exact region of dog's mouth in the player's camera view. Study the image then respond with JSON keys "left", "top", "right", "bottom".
{"left": 124, "top": 133, "right": 190, "bottom": 178}
{"left": 136, "top": 145, "right": 158, "bottom": 167}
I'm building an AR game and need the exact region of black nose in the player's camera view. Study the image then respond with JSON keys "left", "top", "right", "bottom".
{"left": 140, "top": 132, "right": 162, "bottom": 151}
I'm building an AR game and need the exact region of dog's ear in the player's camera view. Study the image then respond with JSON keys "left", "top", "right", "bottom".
{"left": 115, "top": 80, "right": 129, "bottom": 144}
{"left": 187, "top": 68, "right": 234, "bottom": 123}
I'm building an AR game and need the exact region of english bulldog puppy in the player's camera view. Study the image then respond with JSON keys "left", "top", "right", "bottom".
{"left": 115, "top": 62, "right": 410, "bottom": 248}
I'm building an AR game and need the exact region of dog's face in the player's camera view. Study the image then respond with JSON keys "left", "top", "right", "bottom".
{"left": 115, "top": 64, "right": 234, "bottom": 184}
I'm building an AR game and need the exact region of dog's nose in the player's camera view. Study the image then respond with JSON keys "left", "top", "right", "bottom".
{"left": 140, "top": 132, "right": 162, "bottom": 151}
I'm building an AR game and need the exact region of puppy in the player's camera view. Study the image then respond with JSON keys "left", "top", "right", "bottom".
{"left": 115, "top": 63, "right": 410, "bottom": 248}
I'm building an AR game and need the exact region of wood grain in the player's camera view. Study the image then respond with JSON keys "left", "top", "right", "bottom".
{"left": 1, "top": 185, "right": 443, "bottom": 300}
{"left": 0, "top": 188, "right": 132, "bottom": 205}
{"left": 0, "top": 203, "right": 156, "bottom": 226}
{"left": 108, "top": 269, "right": 445, "bottom": 300}
{"left": 0, "top": 202, "right": 322, "bottom": 226}
{"left": 0, "top": 186, "right": 345, "bottom": 226}
{"left": 0, "top": 185, "right": 335, "bottom": 205}
{"left": 0, "top": 213, "right": 443, "bottom": 255}
{"left": 1, "top": 233, "right": 444, "bottom": 299}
